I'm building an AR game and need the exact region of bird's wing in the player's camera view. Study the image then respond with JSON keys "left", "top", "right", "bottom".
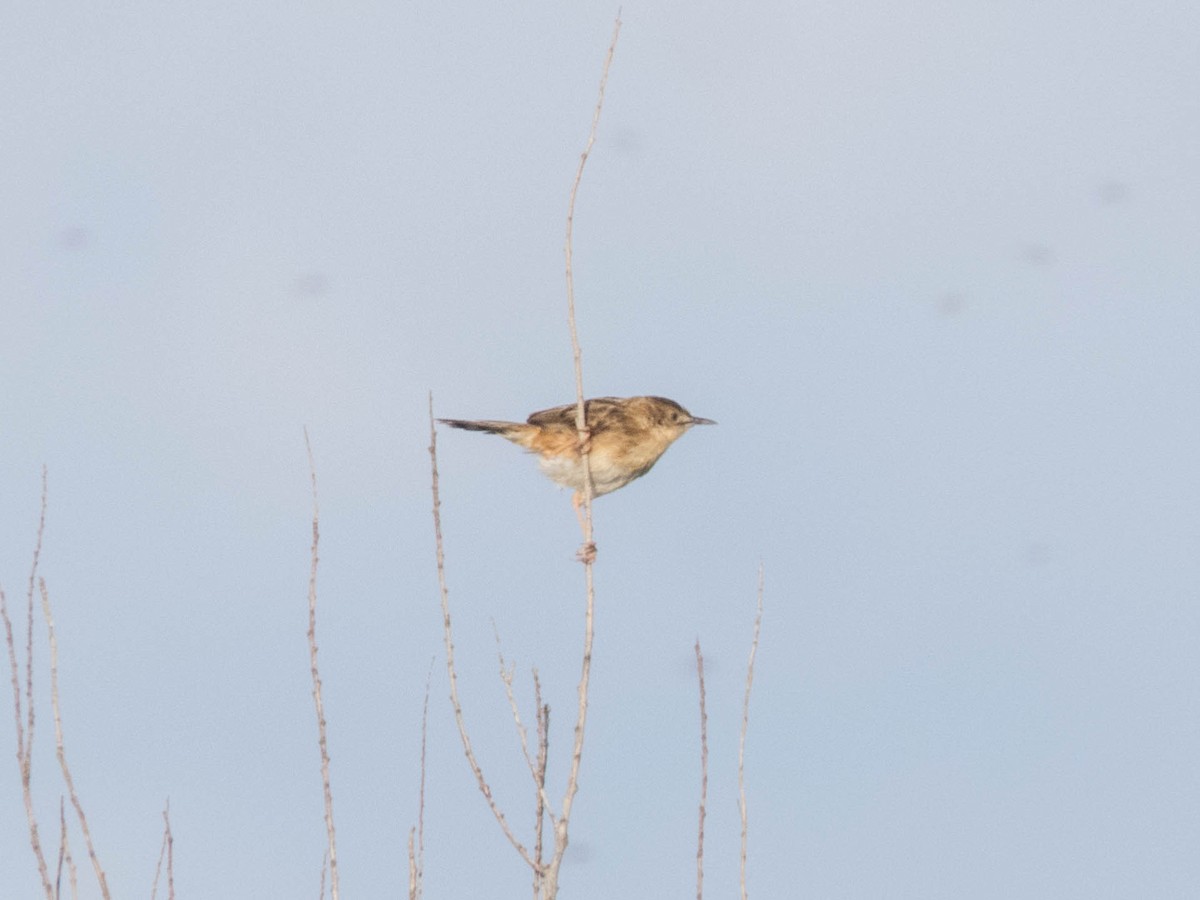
{"left": 526, "top": 397, "right": 625, "bottom": 429}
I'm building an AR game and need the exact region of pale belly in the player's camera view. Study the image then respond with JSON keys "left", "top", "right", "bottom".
{"left": 536, "top": 454, "right": 654, "bottom": 497}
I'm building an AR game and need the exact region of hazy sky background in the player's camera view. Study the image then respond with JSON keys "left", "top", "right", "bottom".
{"left": 3, "top": 2, "right": 1199, "bottom": 897}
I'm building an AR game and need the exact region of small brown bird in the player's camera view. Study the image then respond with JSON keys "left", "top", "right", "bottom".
{"left": 438, "top": 396, "right": 715, "bottom": 511}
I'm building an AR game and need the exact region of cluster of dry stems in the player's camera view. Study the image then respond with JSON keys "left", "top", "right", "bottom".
{"left": 1, "top": 470, "right": 177, "bottom": 900}
{"left": 5, "top": 16, "right": 762, "bottom": 900}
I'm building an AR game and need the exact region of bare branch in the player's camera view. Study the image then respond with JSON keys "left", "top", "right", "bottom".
{"left": 409, "top": 659, "right": 433, "bottom": 900}
{"left": 428, "top": 394, "right": 537, "bottom": 869}
{"left": 738, "top": 567, "right": 765, "bottom": 900}
{"left": 304, "top": 428, "right": 339, "bottom": 900}
{"left": 533, "top": 671, "right": 550, "bottom": 899}
{"left": 60, "top": 795, "right": 79, "bottom": 900}
{"left": 25, "top": 468, "right": 48, "bottom": 768}
{"left": 151, "top": 799, "right": 175, "bottom": 900}
{"left": 55, "top": 797, "right": 67, "bottom": 900}
{"left": 407, "top": 829, "right": 418, "bottom": 900}
{"left": 493, "top": 627, "right": 558, "bottom": 825}
{"left": 2, "top": 580, "right": 53, "bottom": 899}
{"left": 493, "top": 626, "right": 536, "bottom": 778}
{"left": 3, "top": 471, "right": 54, "bottom": 897}
{"left": 40, "top": 578, "right": 110, "bottom": 898}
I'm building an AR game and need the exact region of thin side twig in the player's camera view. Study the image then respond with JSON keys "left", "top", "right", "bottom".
{"left": 56, "top": 796, "right": 81, "bottom": 900}
{"left": 407, "top": 829, "right": 418, "bottom": 900}
{"left": 149, "top": 799, "right": 175, "bottom": 900}
{"left": 25, "top": 469, "right": 48, "bottom": 779}
{"left": 533, "top": 670, "right": 550, "bottom": 899}
{"left": 2, "top": 581, "right": 53, "bottom": 900}
{"left": 40, "top": 578, "right": 110, "bottom": 898}
{"left": 408, "top": 658, "right": 434, "bottom": 900}
{"left": 428, "top": 394, "right": 537, "bottom": 870}
{"left": 56, "top": 798, "right": 65, "bottom": 899}
{"left": 738, "top": 567, "right": 765, "bottom": 900}
{"left": 493, "top": 626, "right": 557, "bottom": 824}
{"left": 695, "top": 640, "right": 708, "bottom": 900}
{"left": 544, "top": 14, "right": 622, "bottom": 898}
{"left": 304, "top": 429, "right": 339, "bottom": 900}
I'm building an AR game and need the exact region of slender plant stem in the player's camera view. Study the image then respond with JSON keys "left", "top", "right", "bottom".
{"left": 428, "top": 394, "right": 537, "bottom": 869}
{"left": 739, "top": 567, "right": 764, "bottom": 900}
{"left": 40, "top": 578, "right": 110, "bottom": 899}
{"left": 494, "top": 629, "right": 558, "bottom": 822}
{"left": 2, "top": 470, "right": 54, "bottom": 897}
{"left": 534, "top": 672, "right": 549, "bottom": 898}
{"left": 304, "top": 429, "right": 339, "bottom": 900}
{"left": 409, "top": 660, "right": 432, "bottom": 900}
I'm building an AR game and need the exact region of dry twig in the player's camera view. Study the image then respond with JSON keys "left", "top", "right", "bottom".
{"left": 2, "top": 470, "right": 54, "bottom": 898}
{"left": 304, "top": 429, "right": 340, "bottom": 900}
{"left": 493, "top": 627, "right": 558, "bottom": 825}
{"left": 151, "top": 799, "right": 174, "bottom": 900}
{"left": 739, "top": 568, "right": 764, "bottom": 900}
{"left": 429, "top": 394, "right": 537, "bottom": 870}
{"left": 533, "top": 673, "right": 550, "bottom": 898}
{"left": 56, "top": 796, "right": 79, "bottom": 900}
{"left": 408, "top": 660, "right": 433, "bottom": 900}
{"left": 40, "top": 578, "right": 110, "bottom": 898}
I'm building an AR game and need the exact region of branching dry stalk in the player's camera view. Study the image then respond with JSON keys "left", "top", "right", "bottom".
{"left": 695, "top": 640, "right": 708, "bottom": 900}
{"left": 739, "top": 568, "right": 765, "bottom": 900}
{"left": 40, "top": 577, "right": 110, "bottom": 899}
{"left": 428, "top": 395, "right": 537, "bottom": 870}
{"left": 304, "top": 428, "right": 340, "bottom": 900}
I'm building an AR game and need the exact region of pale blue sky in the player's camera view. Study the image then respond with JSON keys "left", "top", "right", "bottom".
{"left": 3, "top": 2, "right": 1199, "bottom": 897}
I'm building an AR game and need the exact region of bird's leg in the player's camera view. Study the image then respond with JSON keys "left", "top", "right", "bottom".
{"left": 572, "top": 491, "right": 597, "bottom": 563}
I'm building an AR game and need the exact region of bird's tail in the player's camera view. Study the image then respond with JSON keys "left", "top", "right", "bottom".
{"left": 437, "top": 418, "right": 525, "bottom": 436}
{"left": 439, "top": 420, "right": 518, "bottom": 434}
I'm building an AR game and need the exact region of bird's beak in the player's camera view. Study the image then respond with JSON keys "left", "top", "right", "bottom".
{"left": 689, "top": 416, "right": 716, "bottom": 426}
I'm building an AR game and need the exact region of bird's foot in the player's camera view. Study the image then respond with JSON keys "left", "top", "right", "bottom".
{"left": 576, "top": 541, "right": 597, "bottom": 564}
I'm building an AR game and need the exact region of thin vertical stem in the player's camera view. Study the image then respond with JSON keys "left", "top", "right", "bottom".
{"left": 304, "top": 429, "right": 339, "bottom": 900}
{"left": 40, "top": 578, "right": 109, "bottom": 898}
{"left": 544, "top": 14, "right": 622, "bottom": 899}
{"left": 429, "top": 395, "right": 536, "bottom": 869}
{"left": 738, "top": 568, "right": 764, "bottom": 900}
{"left": 409, "top": 661, "right": 432, "bottom": 900}
{"left": 534, "top": 671, "right": 549, "bottom": 898}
